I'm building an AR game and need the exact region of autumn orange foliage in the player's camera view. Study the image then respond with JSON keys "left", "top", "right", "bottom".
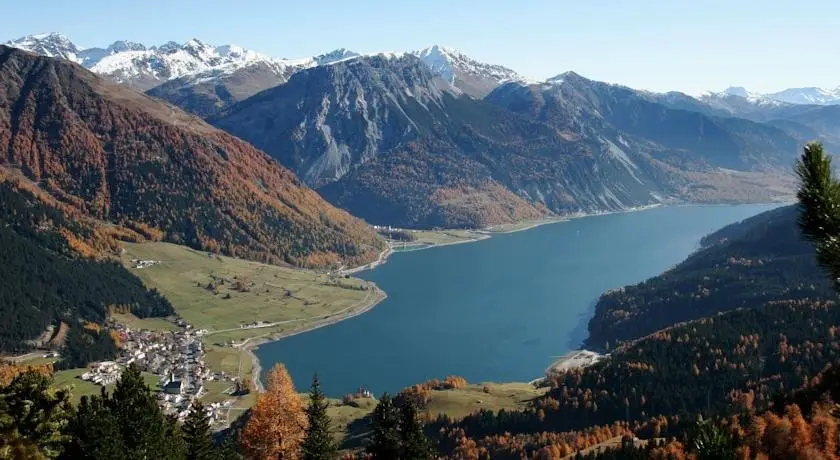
{"left": 240, "top": 364, "right": 307, "bottom": 459}
{"left": 399, "top": 376, "right": 469, "bottom": 408}
{"left": 733, "top": 403, "right": 840, "bottom": 460}
{"left": 439, "top": 422, "right": 633, "bottom": 459}
{"left": 0, "top": 361, "right": 54, "bottom": 386}
{"left": 0, "top": 47, "right": 386, "bottom": 268}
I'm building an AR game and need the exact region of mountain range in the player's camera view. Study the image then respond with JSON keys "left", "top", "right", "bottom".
{"left": 717, "top": 85, "right": 840, "bottom": 105}
{"left": 9, "top": 33, "right": 840, "bottom": 108}
{"left": 0, "top": 45, "right": 384, "bottom": 267}
{"left": 4, "top": 33, "right": 526, "bottom": 117}
{"left": 9, "top": 31, "right": 840, "bottom": 230}
{"left": 212, "top": 57, "right": 802, "bottom": 227}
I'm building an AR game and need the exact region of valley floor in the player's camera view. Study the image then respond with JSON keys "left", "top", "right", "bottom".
{"left": 39, "top": 241, "right": 386, "bottom": 426}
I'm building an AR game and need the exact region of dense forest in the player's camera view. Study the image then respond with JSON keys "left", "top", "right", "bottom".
{"left": 0, "top": 45, "right": 385, "bottom": 268}
{"left": 433, "top": 297, "right": 840, "bottom": 441}
{"left": 0, "top": 177, "right": 172, "bottom": 351}
{"left": 586, "top": 204, "right": 834, "bottom": 350}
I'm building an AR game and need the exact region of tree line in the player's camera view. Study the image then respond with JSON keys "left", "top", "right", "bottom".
{"left": 586, "top": 203, "right": 834, "bottom": 351}
{"left": 0, "top": 362, "right": 436, "bottom": 460}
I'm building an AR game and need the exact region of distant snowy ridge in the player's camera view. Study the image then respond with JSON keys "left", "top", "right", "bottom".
{"left": 766, "top": 86, "right": 840, "bottom": 105}
{"left": 698, "top": 87, "right": 788, "bottom": 107}
{"left": 4, "top": 34, "right": 529, "bottom": 98}
{"left": 3, "top": 33, "right": 360, "bottom": 91}
{"left": 705, "top": 85, "right": 840, "bottom": 106}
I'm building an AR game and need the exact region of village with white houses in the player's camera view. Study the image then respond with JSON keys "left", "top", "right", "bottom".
{"left": 79, "top": 318, "right": 241, "bottom": 425}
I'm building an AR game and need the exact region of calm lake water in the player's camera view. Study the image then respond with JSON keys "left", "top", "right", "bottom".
{"left": 257, "top": 204, "right": 781, "bottom": 396}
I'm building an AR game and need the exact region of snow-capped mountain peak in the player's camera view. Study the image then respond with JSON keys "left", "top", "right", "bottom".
{"left": 412, "top": 44, "right": 460, "bottom": 82}
{"left": 106, "top": 40, "right": 146, "bottom": 53}
{"left": 722, "top": 86, "right": 751, "bottom": 98}
{"left": 698, "top": 86, "right": 787, "bottom": 107}
{"left": 410, "top": 44, "right": 527, "bottom": 97}
{"left": 5, "top": 32, "right": 81, "bottom": 63}
{"left": 314, "top": 48, "right": 361, "bottom": 65}
{"left": 708, "top": 85, "right": 840, "bottom": 106}
{"left": 4, "top": 32, "right": 536, "bottom": 101}
{"left": 767, "top": 86, "right": 840, "bottom": 105}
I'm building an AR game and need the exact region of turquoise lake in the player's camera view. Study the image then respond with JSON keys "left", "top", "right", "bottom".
{"left": 257, "top": 204, "right": 781, "bottom": 396}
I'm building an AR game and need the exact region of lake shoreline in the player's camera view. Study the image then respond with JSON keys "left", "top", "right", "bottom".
{"left": 239, "top": 284, "right": 387, "bottom": 392}
{"left": 249, "top": 205, "right": 660, "bottom": 390}
{"left": 250, "top": 202, "right": 783, "bottom": 392}
{"left": 341, "top": 206, "right": 664, "bottom": 276}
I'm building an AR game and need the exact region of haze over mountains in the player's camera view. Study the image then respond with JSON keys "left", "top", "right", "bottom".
{"left": 7, "top": 31, "right": 840, "bottom": 229}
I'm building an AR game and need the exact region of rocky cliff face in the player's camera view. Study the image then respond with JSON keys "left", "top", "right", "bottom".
{"left": 213, "top": 56, "right": 685, "bottom": 227}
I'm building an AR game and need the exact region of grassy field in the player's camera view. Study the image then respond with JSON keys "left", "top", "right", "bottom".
{"left": 120, "top": 242, "right": 381, "bottom": 338}
{"left": 320, "top": 382, "right": 546, "bottom": 451}
{"left": 327, "top": 397, "right": 378, "bottom": 449}
{"left": 424, "top": 382, "right": 547, "bottom": 419}
{"left": 203, "top": 345, "right": 253, "bottom": 380}
{"left": 53, "top": 368, "right": 159, "bottom": 404}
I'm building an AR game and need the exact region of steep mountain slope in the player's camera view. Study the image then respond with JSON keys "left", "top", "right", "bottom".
{"left": 0, "top": 45, "right": 384, "bottom": 267}
{"left": 586, "top": 205, "right": 833, "bottom": 350}
{"left": 145, "top": 61, "right": 297, "bottom": 118}
{"left": 487, "top": 72, "right": 800, "bottom": 171}
{"left": 410, "top": 45, "right": 526, "bottom": 98}
{"left": 213, "top": 55, "right": 676, "bottom": 228}
{"left": 767, "top": 105, "right": 840, "bottom": 149}
{"left": 0, "top": 171, "right": 174, "bottom": 351}
{"left": 445, "top": 295, "right": 840, "bottom": 442}
{"left": 656, "top": 91, "right": 840, "bottom": 151}
{"left": 146, "top": 48, "right": 361, "bottom": 118}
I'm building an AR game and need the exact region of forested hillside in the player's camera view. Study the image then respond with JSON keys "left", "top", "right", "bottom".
{"left": 431, "top": 297, "right": 840, "bottom": 457}
{"left": 0, "top": 45, "right": 384, "bottom": 268}
{"left": 586, "top": 205, "right": 833, "bottom": 349}
{"left": 0, "top": 173, "right": 172, "bottom": 351}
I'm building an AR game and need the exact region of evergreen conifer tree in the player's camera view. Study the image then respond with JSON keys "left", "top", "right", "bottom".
{"left": 796, "top": 142, "right": 840, "bottom": 286}
{"left": 690, "top": 419, "right": 736, "bottom": 460}
{"left": 0, "top": 370, "right": 72, "bottom": 458}
{"left": 398, "top": 402, "right": 432, "bottom": 460}
{"left": 302, "top": 374, "right": 337, "bottom": 460}
{"left": 183, "top": 401, "right": 216, "bottom": 460}
{"left": 109, "top": 364, "right": 184, "bottom": 460}
{"left": 165, "top": 413, "right": 188, "bottom": 460}
{"left": 65, "top": 394, "right": 125, "bottom": 459}
{"left": 218, "top": 434, "right": 244, "bottom": 460}
{"left": 367, "top": 393, "right": 401, "bottom": 459}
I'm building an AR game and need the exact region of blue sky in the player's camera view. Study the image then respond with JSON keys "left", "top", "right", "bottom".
{"left": 3, "top": 0, "right": 839, "bottom": 94}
